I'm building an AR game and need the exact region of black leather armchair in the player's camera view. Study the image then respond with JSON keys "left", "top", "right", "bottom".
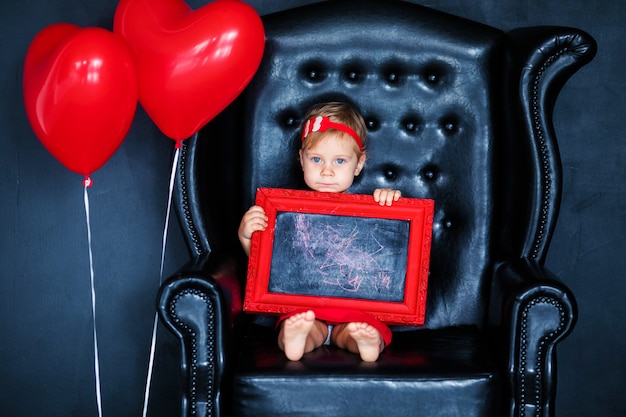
{"left": 157, "top": 1, "right": 596, "bottom": 416}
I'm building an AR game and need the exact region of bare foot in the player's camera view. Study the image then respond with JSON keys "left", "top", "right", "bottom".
{"left": 282, "top": 310, "right": 316, "bottom": 361}
{"left": 347, "top": 322, "right": 384, "bottom": 362}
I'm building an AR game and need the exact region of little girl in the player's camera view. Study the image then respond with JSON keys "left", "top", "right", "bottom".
{"left": 238, "top": 102, "right": 401, "bottom": 362}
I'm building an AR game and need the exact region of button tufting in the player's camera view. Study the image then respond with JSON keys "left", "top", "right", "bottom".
{"left": 444, "top": 122, "right": 456, "bottom": 133}
{"left": 307, "top": 69, "right": 320, "bottom": 80}
{"left": 401, "top": 116, "right": 422, "bottom": 134}
{"left": 344, "top": 69, "right": 363, "bottom": 83}
{"left": 381, "top": 63, "right": 406, "bottom": 87}
{"left": 383, "top": 166, "right": 398, "bottom": 181}
{"left": 277, "top": 109, "right": 301, "bottom": 129}
{"left": 421, "top": 61, "right": 451, "bottom": 88}
{"left": 440, "top": 115, "right": 460, "bottom": 136}
{"left": 365, "top": 117, "right": 379, "bottom": 131}
{"left": 384, "top": 70, "right": 405, "bottom": 86}
{"left": 300, "top": 63, "right": 327, "bottom": 83}
{"left": 283, "top": 115, "right": 297, "bottom": 127}
{"left": 421, "top": 165, "right": 439, "bottom": 182}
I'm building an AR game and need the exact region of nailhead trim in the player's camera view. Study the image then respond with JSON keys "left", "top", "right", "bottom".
{"left": 169, "top": 288, "right": 216, "bottom": 417}
{"left": 179, "top": 140, "right": 206, "bottom": 256}
{"left": 518, "top": 296, "right": 566, "bottom": 417}
{"left": 529, "top": 47, "right": 569, "bottom": 261}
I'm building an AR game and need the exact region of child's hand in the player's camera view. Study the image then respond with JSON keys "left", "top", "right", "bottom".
{"left": 373, "top": 188, "right": 402, "bottom": 206}
{"left": 238, "top": 205, "right": 268, "bottom": 255}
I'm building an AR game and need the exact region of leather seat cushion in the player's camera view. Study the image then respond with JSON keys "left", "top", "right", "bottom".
{"left": 233, "top": 325, "right": 501, "bottom": 417}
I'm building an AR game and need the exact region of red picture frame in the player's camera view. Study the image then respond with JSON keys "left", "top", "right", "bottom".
{"left": 244, "top": 188, "right": 434, "bottom": 326}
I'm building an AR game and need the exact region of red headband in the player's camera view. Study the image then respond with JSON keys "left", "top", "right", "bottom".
{"left": 301, "top": 116, "right": 364, "bottom": 151}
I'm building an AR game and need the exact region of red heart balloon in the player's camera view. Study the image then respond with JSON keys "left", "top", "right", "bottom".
{"left": 23, "top": 24, "right": 138, "bottom": 178}
{"left": 114, "top": 0, "right": 265, "bottom": 144}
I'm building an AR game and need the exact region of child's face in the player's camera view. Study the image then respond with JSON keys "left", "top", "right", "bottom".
{"left": 299, "top": 133, "right": 366, "bottom": 193}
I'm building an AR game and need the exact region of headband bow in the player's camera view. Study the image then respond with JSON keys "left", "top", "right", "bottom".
{"left": 301, "top": 116, "right": 364, "bottom": 151}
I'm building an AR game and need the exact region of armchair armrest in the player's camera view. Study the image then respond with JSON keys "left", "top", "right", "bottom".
{"left": 507, "top": 26, "right": 596, "bottom": 264}
{"left": 158, "top": 251, "right": 242, "bottom": 417}
{"left": 490, "top": 258, "right": 577, "bottom": 417}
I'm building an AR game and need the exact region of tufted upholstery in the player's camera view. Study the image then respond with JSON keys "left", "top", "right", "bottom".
{"left": 158, "top": 1, "right": 596, "bottom": 417}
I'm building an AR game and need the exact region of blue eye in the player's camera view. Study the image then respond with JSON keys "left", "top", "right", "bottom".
{"left": 336, "top": 158, "right": 345, "bottom": 164}
{"left": 312, "top": 156, "right": 321, "bottom": 163}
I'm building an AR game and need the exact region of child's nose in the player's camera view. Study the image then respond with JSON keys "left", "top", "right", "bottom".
{"left": 321, "top": 163, "right": 333, "bottom": 175}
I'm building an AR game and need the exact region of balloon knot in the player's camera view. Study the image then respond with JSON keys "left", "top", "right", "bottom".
{"left": 175, "top": 139, "right": 183, "bottom": 149}
{"left": 83, "top": 176, "right": 93, "bottom": 188}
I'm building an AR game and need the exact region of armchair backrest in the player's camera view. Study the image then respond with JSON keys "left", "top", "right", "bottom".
{"left": 175, "top": 0, "right": 595, "bottom": 330}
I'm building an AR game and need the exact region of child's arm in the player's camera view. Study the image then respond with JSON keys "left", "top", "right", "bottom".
{"left": 373, "top": 188, "right": 402, "bottom": 206}
{"left": 238, "top": 205, "right": 268, "bottom": 256}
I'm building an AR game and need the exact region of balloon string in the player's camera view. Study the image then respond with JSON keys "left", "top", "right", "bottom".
{"left": 142, "top": 147, "right": 180, "bottom": 417}
{"left": 160, "top": 147, "right": 180, "bottom": 279}
{"left": 84, "top": 182, "right": 103, "bottom": 417}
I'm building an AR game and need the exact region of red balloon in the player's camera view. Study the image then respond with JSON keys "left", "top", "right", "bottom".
{"left": 114, "top": 0, "right": 265, "bottom": 144}
{"left": 23, "top": 24, "right": 137, "bottom": 177}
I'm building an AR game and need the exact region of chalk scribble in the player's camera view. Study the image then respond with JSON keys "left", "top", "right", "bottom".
{"left": 292, "top": 213, "right": 393, "bottom": 294}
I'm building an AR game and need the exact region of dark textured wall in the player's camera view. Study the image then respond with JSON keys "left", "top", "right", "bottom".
{"left": 1, "top": 1, "right": 622, "bottom": 416}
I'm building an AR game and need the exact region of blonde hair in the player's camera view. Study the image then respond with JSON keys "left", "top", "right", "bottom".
{"left": 301, "top": 102, "right": 367, "bottom": 158}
